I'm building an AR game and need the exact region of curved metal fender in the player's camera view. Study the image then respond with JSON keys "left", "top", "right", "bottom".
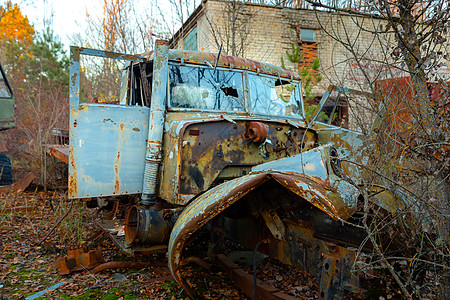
{"left": 168, "top": 169, "right": 360, "bottom": 294}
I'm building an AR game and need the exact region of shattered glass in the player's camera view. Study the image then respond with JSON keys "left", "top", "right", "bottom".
{"left": 169, "top": 64, "right": 245, "bottom": 111}
{"left": 248, "top": 74, "right": 303, "bottom": 118}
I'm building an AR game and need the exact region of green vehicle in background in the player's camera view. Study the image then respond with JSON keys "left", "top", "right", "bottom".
{"left": 0, "top": 61, "right": 15, "bottom": 130}
{"left": 0, "top": 61, "right": 14, "bottom": 186}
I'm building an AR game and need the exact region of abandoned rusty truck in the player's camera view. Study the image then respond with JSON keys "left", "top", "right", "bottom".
{"left": 62, "top": 40, "right": 405, "bottom": 299}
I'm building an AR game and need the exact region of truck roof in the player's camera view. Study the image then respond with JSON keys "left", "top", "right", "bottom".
{"left": 144, "top": 49, "right": 301, "bottom": 81}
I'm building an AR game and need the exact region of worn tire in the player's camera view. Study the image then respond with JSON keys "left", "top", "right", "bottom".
{"left": 0, "top": 153, "right": 13, "bottom": 186}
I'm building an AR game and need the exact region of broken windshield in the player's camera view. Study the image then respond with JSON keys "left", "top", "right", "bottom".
{"left": 248, "top": 73, "right": 303, "bottom": 119}
{"left": 169, "top": 63, "right": 245, "bottom": 112}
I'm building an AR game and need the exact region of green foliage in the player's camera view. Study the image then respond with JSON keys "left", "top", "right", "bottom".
{"left": 300, "top": 58, "right": 322, "bottom": 100}
{"left": 0, "top": 25, "right": 70, "bottom": 185}
{"left": 30, "top": 28, "right": 69, "bottom": 86}
{"left": 1, "top": 25, "right": 68, "bottom": 86}
{"left": 282, "top": 43, "right": 323, "bottom": 122}
{"left": 161, "top": 280, "right": 184, "bottom": 297}
{"left": 63, "top": 287, "right": 138, "bottom": 300}
{"left": 282, "top": 42, "right": 302, "bottom": 67}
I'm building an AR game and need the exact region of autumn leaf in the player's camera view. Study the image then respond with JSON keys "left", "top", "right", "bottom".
{"left": 0, "top": 1, "right": 35, "bottom": 45}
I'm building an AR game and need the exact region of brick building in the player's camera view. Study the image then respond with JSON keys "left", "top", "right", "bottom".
{"left": 170, "top": 0, "right": 450, "bottom": 92}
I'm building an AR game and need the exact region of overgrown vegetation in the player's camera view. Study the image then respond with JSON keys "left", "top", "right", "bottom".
{"left": 1, "top": 1, "right": 448, "bottom": 299}
{"left": 281, "top": 42, "right": 324, "bottom": 122}
{"left": 0, "top": 1, "right": 69, "bottom": 186}
{"left": 302, "top": 1, "right": 450, "bottom": 298}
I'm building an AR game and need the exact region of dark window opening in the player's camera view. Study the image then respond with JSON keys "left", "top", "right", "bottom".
{"left": 126, "top": 62, "right": 153, "bottom": 107}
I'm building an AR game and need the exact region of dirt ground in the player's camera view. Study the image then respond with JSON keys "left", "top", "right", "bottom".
{"left": 0, "top": 188, "right": 322, "bottom": 300}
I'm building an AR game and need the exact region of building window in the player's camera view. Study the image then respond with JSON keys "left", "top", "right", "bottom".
{"left": 297, "top": 28, "right": 319, "bottom": 70}
{"left": 300, "top": 29, "right": 316, "bottom": 42}
{"left": 184, "top": 27, "right": 198, "bottom": 51}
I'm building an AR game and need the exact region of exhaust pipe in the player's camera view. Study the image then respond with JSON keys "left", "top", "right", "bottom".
{"left": 125, "top": 40, "right": 179, "bottom": 247}
{"left": 141, "top": 40, "right": 169, "bottom": 206}
{"left": 124, "top": 203, "right": 182, "bottom": 245}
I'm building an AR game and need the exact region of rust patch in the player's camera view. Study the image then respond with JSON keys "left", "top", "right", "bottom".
{"left": 55, "top": 248, "right": 104, "bottom": 275}
{"left": 170, "top": 49, "right": 301, "bottom": 80}
{"left": 48, "top": 145, "right": 69, "bottom": 164}
{"left": 68, "top": 147, "right": 78, "bottom": 197}
{"left": 244, "top": 121, "right": 268, "bottom": 144}
{"left": 132, "top": 127, "right": 140, "bottom": 132}
{"left": 177, "top": 120, "right": 317, "bottom": 198}
{"left": 114, "top": 152, "right": 120, "bottom": 194}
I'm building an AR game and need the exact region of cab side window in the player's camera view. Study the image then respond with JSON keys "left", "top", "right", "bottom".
{"left": 120, "top": 62, "right": 153, "bottom": 107}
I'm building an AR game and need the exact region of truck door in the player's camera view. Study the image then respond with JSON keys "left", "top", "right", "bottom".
{"left": 68, "top": 47, "right": 151, "bottom": 199}
{"left": 0, "top": 61, "right": 15, "bottom": 130}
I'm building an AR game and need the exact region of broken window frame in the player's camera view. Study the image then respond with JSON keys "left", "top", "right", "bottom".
{"left": 119, "top": 68, "right": 130, "bottom": 105}
{"left": 247, "top": 72, "right": 305, "bottom": 120}
{"left": 312, "top": 85, "right": 381, "bottom": 135}
{"left": 167, "top": 62, "right": 247, "bottom": 114}
{"left": 119, "top": 61, "right": 153, "bottom": 107}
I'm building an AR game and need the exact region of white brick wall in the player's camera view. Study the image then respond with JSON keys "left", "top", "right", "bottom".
{"left": 174, "top": 1, "right": 450, "bottom": 90}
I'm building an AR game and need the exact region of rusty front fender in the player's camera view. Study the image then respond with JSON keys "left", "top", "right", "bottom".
{"left": 168, "top": 147, "right": 361, "bottom": 295}
{"left": 168, "top": 173, "right": 269, "bottom": 296}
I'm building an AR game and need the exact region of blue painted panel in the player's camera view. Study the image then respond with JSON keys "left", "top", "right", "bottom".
{"left": 69, "top": 103, "right": 149, "bottom": 198}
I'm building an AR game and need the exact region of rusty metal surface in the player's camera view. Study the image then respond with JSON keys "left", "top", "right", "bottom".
{"left": 319, "top": 243, "right": 360, "bottom": 299}
{"left": 124, "top": 205, "right": 170, "bottom": 245}
{"left": 68, "top": 47, "right": 149, "bottom": 199}
{"left": 167, "top": 177, "right": 364, "bottom": 298}
{"left": 274, "top": 221, "right": 361, "bottom": 299}
{"left": 244, "top": 121, "right": 269, "bottom": 143}
{"left": 168, "top": 173, "right": 266, "bottom": 280}
{"left": 90, "top": 261, "right": 155, "bottom": 274}
{"left": 141, "top": 40, "right": 169, "bottom": 204}
{"left": 64, "top": 43, "right": 408, "bottom": 300}
{"left": 216, "top": 254, "right": 298, "bottom": 300}
{"left": 252, "top": 145, "right": 360, "bottom": 220}
{"left": 167, "top": 49, "right": 301, "bottom": 81}
{"left": 0, "top": 172, "right": 35, "bottom": 193}
{"left": 68, "top": 43, "right": 310, "bottom": 202}
{"left": 167, "top": 142, "right": 400, "bottom": 298}
{"left": 180, "top": 256, "right": 212, "bottom": 271}
{"left": 46, "top": 145, "right": 69, "bottom": 164}
{"left": 68, "top": 104, "right": 150, "bottom": 198}
{"left": 96, "top": 219, "right": 168, "bottom": 256}
{"left": 167, "top": 145, "right": 360, "bottom": 295}
{"left": 55, "top": 247, "right": 104, "bottom": 275}
{"left": 159, "top": 116, "right": 317, "bottom": 205}
{"left": 314, "top": 124, "right": 368, "bottom": 183}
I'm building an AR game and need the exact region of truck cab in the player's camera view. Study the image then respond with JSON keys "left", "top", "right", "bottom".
{"left": 68, "top": 42, "right": 317, "bottom": 204}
